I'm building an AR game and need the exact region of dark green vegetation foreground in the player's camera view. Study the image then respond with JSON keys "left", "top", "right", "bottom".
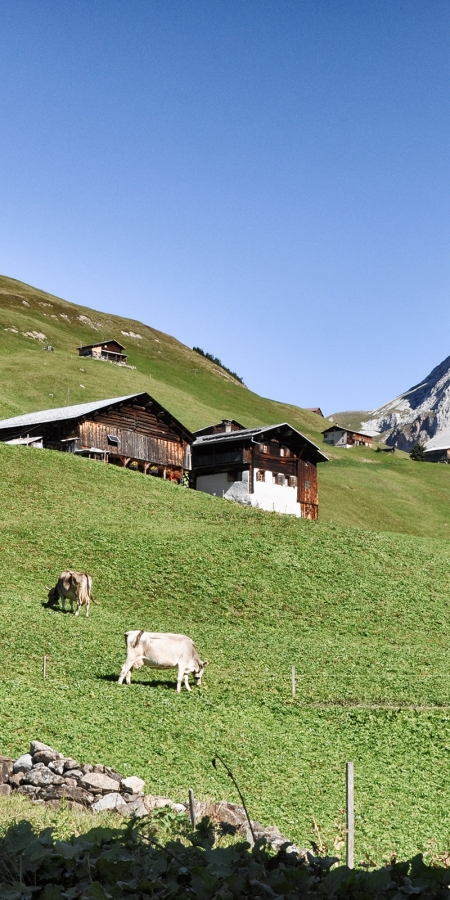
{"left": 2, "top": 813, "right": 450, "bottom": 900}
{"left": 1, "top": 445, "right": 450, "bottom": 863}
{"left": 3, "top": 274, "right": 450, "bottom": 539}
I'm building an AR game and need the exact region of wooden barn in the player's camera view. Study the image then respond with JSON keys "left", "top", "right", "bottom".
{"left": 0, "top": 393, "right": 192, "bottom": 482}
{"left": 322, "top": 424, "right": 373, "bottom": 448}
{"left": 78, "top": 339, "right": 127, "bottom": 364}
{"left": 192, "top": 421, "right": 328, "bottom": 519}
{"left": 424, "top": 429, "right": 450, "bottom": 462}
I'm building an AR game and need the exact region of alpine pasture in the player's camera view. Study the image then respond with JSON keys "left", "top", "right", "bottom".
{"left": 1, "top": 443, "right": 450, "bottom": 863}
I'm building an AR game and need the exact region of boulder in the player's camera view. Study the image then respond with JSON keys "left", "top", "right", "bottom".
{"left": 0, "top": 756, "right": 14, "bottom": 783}
{"left": 104, "top": 767, "right": 123, "bottom": 782}
{"left": 63, "top": 778, "right": 78, "bottom": 789}
{"left": 13, "top": 754, "right": 33, "bottom": 774}
{"left": 39, "top": 785, "right": 94, "bottom": 806}
{"left": 92, "top": 764, "right": 104, "bottom": 773}
{"left": 64, "top": 769, "right": 83, "bottom": 782}
{"left": 48, "top": 760, "right": 66, "bottom": 775}
{"left": 0, "top": 784, "right": 11, "bottom": 796}
{"left": 63, "top": 758, "right": 80, "bottom": 771}
{"left": 81, "top": 764, "right": 93, "bottom": 774}
{"left": 123, "top": 798, "right": 147, "bottom": 818}
{"left": 8, "top": 773, "right": 24, "bottom": 787}
{"left": 80, "top": 772, "right": 122, "bottom": 793}
{"left": 18, "top": 784, "right": 40, "bottom": 796}
{"left": 121, "top": 776, "right": 145, "bottom": 794}
{"left": 144, "top": 795, "right": 184, "bottom": 813}
{"left": 33, "top": 750, "right": 59, "bottom": 765}
{"left": 30, "top": 741, "right": 55, "bottom": 755}
{"left": 23, "top": 768, "right": 65, "bottom": 787}
{"left": 91, "top": 792, "right": 128, "bottom": 814}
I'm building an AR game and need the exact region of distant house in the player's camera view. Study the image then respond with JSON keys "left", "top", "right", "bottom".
{"left": 0, "top": 393, "right": 192, "bottom": 482}
{"left": 424, "top": 429, "right": 450, "bottom": 462}
{"left": 79, "top": 340, "right": 127, "bottom": 364}
{"left": 306, "top": 408, "right": 324, "bottom": 417}
{"left": 192, "top": 421, "right": 328, "bottom": 519}
{"left": 322, "top": 424, "right": 373, "bottom": 448}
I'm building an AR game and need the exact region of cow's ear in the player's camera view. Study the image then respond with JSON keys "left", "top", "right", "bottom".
{"left": 202, "top": 660, "right": 209, "bottom": 667}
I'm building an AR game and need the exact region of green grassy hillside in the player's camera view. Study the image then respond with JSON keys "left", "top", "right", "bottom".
{"left": 1, "top": 443, "right": 450, "bottom": 862}
{"left": 2, "top": 273, "right": 450, "bottom": 540}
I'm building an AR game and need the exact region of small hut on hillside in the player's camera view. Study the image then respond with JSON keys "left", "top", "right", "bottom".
{"left": 0, "top": 393, "right": 192, "bottom": 482}
{"left": 78, "top": 340, "right": 127, "bottom": 364}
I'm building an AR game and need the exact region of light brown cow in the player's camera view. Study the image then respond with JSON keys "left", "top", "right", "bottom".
{"left": 47, "top": 571, "right": 93, "bottom": 617}
{"left": 118, "top": 630, "right": 208, "bottom": 692}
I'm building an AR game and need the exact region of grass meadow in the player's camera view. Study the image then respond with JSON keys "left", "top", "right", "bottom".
{"left": 1, "top": 444, "right": 450, "bottom": 863}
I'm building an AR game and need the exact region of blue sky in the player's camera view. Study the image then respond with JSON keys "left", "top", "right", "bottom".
{"left": 1, "top": 1, "right": 450, "bottom": 414}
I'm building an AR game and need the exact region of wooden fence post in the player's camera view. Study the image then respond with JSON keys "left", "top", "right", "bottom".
{"left": 188, "top": 788, "right": 196, "bottom": 829}
{"left": 346, "top": 761, "right": 354, "bottom": 868}
{"left": 292, "top": 666, "right": 296, "bottom": 698}
{"left": 43, "top": 656, "right": 47, "bottom": 680}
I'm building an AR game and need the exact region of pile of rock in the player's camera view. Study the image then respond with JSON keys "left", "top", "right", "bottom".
{"left": 0, "top": 741, "right": 185, "bottom": 818}
{"left": 0, "top": 741, "right": 314, "bottom": 860}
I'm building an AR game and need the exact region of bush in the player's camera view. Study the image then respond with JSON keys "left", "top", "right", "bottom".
{"left": 410, "top": 442, "right": 426, "bottom": 461}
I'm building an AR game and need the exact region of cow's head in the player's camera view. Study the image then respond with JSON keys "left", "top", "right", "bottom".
{"left": 194, "top": 659, "right": 209, "bottom": 686}
{"left": 47, "top": 585, "right": 60, "bottom": 606}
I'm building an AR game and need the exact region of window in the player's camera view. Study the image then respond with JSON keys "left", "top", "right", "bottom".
{"left": 107, "top": 434, "right": 119, "bottom": 446}
{"left": 280, "top": 447, "right": 290, "bottom": 458}
{"left": 276, "top": 473, "right": 286, "bottom": 486}
{"left": 288, "top": 475, "right": 297, "bottom": 488}
{"left": 228, "top": 470, "right": 243, "bottom": 482}
{"left": 261, "top": 443, "right": 269, "bottom": 453}
{"left": 305, "top": 479, "right": 310, "bottom": 490}
{"left": 256, "top": 469, "right": 265, "bottom": 482}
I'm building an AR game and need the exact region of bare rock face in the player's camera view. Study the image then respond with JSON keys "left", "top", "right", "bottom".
{"left": 362, "top": 353, "right": 450, "bottom": 451}
{"left": 23, "top": 768, "right": 65, "bottom": 787}
{"left": 80, "top": 772, "right": 121, "bottom": 793}
{"left": 13, "top": 754, "right": 33, "bottom": 774}
{"left": 91, "top": 792, "right": 128, "bottom": 814}
{"left": 39, "top": 785, "right": 95, "bottom": 806}
{"left": 121, "top": 776, "right": 145, "bottom": 794}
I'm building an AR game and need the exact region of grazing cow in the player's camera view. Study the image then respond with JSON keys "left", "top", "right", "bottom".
{"left": 47, "top": 571, "right": 93, "bottom": 617}
{"left": 118, "top": 630, "right": 208, "bottom": 692}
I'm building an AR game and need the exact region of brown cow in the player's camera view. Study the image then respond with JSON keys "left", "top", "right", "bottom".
{"left": 47, "top": 571, "right": 93, "bottom": 617}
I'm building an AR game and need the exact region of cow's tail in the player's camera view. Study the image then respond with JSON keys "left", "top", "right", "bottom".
{"left": 131, "top": 629, "right": 144, "bottom": 649}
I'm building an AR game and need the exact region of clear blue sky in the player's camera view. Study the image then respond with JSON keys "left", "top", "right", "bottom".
{"left": 1, "top": 1, "right": 449, "bottom": 414}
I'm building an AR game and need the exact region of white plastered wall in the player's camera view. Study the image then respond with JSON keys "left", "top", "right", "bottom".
{"left": 195, "top": 469, "right": 301, "bottom": 516}
{"left": 323, "top": 430, "right": 348, "bottom": 447}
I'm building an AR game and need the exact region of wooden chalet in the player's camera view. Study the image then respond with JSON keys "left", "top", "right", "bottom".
{"left": 192, "top": 422, "right": 328, "bottom": 519}
{"left": 424, "top": 428, "right": 450, "bottom": 462}
{"left": 0, "top": 393, "right": 192, "bottom": 482}
{"left": 79, "top": 340, "right": 127, "bottom": 364}
{"left": 306, "top": 408, "right": 324, "bottom": 417}
{"left": 322, "top": 424, "right": 373, "bottom": 448}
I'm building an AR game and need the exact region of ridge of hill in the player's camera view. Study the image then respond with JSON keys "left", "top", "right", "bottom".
{"left": 359, "top": 355, "right": 450, "bottom": 451}
{"left": 3, "top": 274, "right": 450, "bottom": 539}
{"left": 0, "top": 274, "right": 327, "bottom": 442}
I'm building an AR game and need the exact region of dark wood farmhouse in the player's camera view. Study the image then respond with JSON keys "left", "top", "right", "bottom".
{"left": 322, "top": 424, "right": 373, "bottom": 448}
{"left": 192, "top": 422, "right": 328, "bottom": 518}
{"left": 79, "top": 340, "right": 127, "bottom": 364}
{"left": 0, "top": 393, "right": 192, "bottom": 482}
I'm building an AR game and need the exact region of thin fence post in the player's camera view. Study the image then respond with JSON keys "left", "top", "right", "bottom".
{"left": 43, "top": 656, "right": 47, "bottom": 680}
{"left": 292, "top": 666, "right": 296, "bottom": 698}
{"left": 346, "top": 762, "right": 354, "bottom": 869}
{"left": 188, "top": 788, "right": 196, "bottom": 829}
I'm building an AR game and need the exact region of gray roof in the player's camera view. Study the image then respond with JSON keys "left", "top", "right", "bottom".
{"left": 194, "top": 422, "right": 328, "bottom": 461}
{"left": 425, "top": 427, "right": 450, "bottom": 452}
{"left": 0, "top": 394, "right": 142, "bottom": 431}
{"left": 322, "top": 423, "right": 374, "bottom": 437}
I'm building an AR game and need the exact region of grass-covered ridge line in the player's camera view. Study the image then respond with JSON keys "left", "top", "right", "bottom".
{"left": 2, "top": 273, "right": 450, "bottom": 539}
{"left": 1, "top": 443, "right": 450, "bottom": 862}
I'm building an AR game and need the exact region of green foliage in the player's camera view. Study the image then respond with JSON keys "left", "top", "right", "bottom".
{"left": 192, "top": 347, "right": 245, "bottom": 384}
{"left": 410, "top": 442, "right": 426, "bottom": 462}
{"left": 1, "top": 818, "right": 450, "bottom": 900}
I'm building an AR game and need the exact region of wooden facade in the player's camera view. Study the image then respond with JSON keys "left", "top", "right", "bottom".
{"left": 192, "top": 423, "right": 327, "bottom": 519}
{"left": 79, "top": 340, "right": 128, "bottom": 364}
{"left": 0, "top": 393, "right": 192, "bottom": 482}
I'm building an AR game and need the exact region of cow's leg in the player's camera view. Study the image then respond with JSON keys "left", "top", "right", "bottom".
{"left": 177, "top": 664, "right": 190, "bottom": 692}
{"left": 85, "top": 597, "right": 90, "bottom": 618}
{"left": 74, "top": 602, "right": 80, "bottom": 617}
{"left": 118, "top": 659, "right": 133, "bottom": 684}
{"left": 184, "top": 673, "right": 191, "bottom": 692}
